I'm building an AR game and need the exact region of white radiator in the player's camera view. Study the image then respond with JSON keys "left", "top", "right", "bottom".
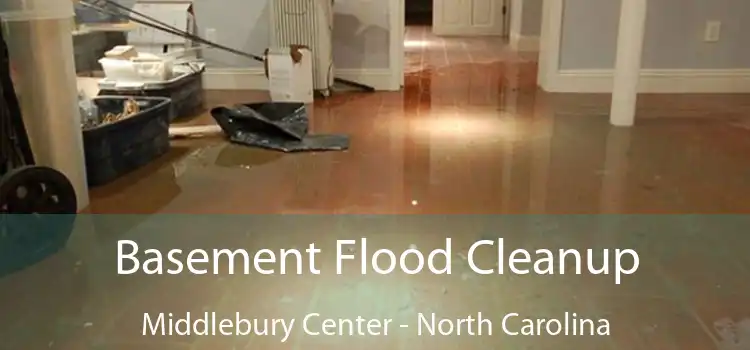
{"left": 270, "top": 0, "right": 334, "bottom": 95}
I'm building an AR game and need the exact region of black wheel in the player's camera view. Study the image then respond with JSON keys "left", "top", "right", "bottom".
{"left": 0, "top": 166, "right": 78, "bottom": 276}
{"left": 0, "top": 165, "right": 77, "bottom": 214}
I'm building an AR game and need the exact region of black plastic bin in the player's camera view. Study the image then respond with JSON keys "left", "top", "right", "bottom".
{"left": 82, "top": 96, "right": 172, "bottom": 186}
{"left": 97, "top": 67, "right": 204, "bottom": 121}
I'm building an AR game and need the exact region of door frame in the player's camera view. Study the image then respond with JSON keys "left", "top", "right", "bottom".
{"left": 389, "top": 0, "right": 405, "bottom": 90}
{"left": 503, "top": 0, "right": 511, "bottom": 36}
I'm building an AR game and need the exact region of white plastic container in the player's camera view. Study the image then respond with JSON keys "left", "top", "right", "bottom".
{"left": 99, "top": 56, "right": 173, "bottom": 82}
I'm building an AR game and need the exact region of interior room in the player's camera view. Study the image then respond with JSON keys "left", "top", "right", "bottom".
{"left": 1, "top": 0, "right": 749, "bottom": 348}
{"left": 405, "top": 0, "right": 432, "bottom": 26}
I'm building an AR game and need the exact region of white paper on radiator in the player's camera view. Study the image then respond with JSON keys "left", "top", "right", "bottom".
{"left": 267, "top": 48, "right": 314, "bottom": 103}
{"left": 268, "top": 53, "right": 295, "bottom": 101}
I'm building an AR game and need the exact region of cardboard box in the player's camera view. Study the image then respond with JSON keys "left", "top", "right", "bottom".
{"left": 266, "top": 46, "right": 314, "bottom": 104}
{"left": 126, "top": 1, "right": 197, "bottom": 57}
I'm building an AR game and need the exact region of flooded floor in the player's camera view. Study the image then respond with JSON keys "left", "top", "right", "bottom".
{"left": 88, "top": 27, "right": 750, "bottom": 214}
{"left": 3, "top": 26, "right": 750, "bottom": 349}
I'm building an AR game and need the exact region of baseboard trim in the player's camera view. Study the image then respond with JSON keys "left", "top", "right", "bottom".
{"left": 203, "top": 68, "right": 396, "bottom": 91}
{"left": 509, "top": 34, "right": 540, "bottom": 52}
{"left": 542, "top": 69, "right": 750, "bottom": 93}
{"left": 202, "top": 68, "right": 266, "bottom": 90}
{"left": 336, "top": 68, "right": 396, "bottom": 91}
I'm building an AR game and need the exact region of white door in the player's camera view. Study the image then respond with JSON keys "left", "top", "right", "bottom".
{"left": 433, "top": 0, "right": 506, "bottom": 36}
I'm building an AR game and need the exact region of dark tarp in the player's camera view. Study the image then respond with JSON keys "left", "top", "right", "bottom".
{"left": 210, "top": 103, "right": 349, "bottom": 152}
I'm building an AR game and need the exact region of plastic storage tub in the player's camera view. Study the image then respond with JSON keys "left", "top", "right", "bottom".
{"left": 82, "top": 96, "right": 172, "bottom": 186}
{"left": 98, "top": 66, "right": 205, "bottom": 121}
{"left": 98, "top": 57, "right": 174, "bottom": 82}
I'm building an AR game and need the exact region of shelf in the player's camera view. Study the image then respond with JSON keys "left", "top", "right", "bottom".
{"left": 74, "top": 22, "right": 138, "bottom": 35}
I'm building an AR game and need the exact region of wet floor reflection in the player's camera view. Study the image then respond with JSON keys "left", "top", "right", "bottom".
{"left": 81, "top": 27, "right": 750, "bottom": 215}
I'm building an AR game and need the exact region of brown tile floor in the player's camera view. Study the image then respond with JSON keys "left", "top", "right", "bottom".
{"left": 3, "top": 26, "right": 750, "bottom": 349}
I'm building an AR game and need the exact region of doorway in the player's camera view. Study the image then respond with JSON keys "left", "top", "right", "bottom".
{"left": 388, "top": 0, "right": 512, "bottom": 89}
{"left": 432, "top": 0, "right": 508, "bottom": 36}
{"left": 405, "top": 0, "right": 433, "bottom": 26}
{"left": 402, "top": 0, "right": 510, "bottom": 34}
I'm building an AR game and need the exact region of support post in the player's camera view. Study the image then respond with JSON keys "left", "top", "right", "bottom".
{"left": 610, "top": 0, "right": 648, "bottom": 127}
{"left": 1, "top": 0, "right": 90, "bottom": 211}
{"left": 508, "top": 0, "right": 524, "bottom": 47}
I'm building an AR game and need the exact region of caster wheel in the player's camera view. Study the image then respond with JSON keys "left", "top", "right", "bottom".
{"left": 0, "top": 165, "right": 77, "bottom": 214}
{"left": 0, "top": 166, "right": 78, "bottom": 276}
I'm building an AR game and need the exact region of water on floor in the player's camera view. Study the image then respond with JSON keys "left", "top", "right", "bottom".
{"left": 3, "top": 26, "right": 750, "bottom": 349}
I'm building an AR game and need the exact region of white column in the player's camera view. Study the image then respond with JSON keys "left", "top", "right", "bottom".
{"left": 1, "top": 0, "right": 90, "bottom": 211}
{"left": 610, "top": 0, "right": 648, "bottom": 127}
{"left": 509, "top": 0, "right": 524, "bottom": 48}
{"left": 599, "top": 128, "right": 631, "bottom": 213}
{"left": 528, "top": 96, "right": 552, "bottom": 213}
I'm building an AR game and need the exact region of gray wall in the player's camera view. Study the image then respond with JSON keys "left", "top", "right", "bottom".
{"left": 73, "top": 32, "right": 127, "bottom": 73}
{"left": 520, "top": 0, "right": 542, "bottom": 36}
{"left": 191, "top": 0, "right": 269, "bottom": 68}
{"left": 332, "top": 0, "right": 390, "bottom": 69}
{"left": 111, "top": 0, "right": 390, "bottom": 70}
{"left": 559, "top": 0, "right": 750, "bottom": 70}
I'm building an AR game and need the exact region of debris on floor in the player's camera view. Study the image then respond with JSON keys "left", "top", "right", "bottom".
{"left": 210, "top": 102, "right": 349, "bottom": 153}
{"left": 642, "top": 324, "right": 658, "bottom": 333}
{"left": 81, "top": 97, "right": 140, "bottom": 129}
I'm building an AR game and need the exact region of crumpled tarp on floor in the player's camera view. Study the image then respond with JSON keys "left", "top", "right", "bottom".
{"left": 210, "top": 102, "right": 349, "bottom": 152}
